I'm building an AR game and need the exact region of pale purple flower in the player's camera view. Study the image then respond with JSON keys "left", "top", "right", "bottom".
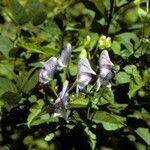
{"left": 54, "top": 80, "right": 69, "bottom": 121}
{"left": 57, "top": 43, "right": 72, "bottom": 71}
{"left": 76, "top": 57, "right": 96, "bottom": 94}
{"left": 97, "top": 50, "right": 114, "bottom": 90}
{"left": 39, "top": 57, "right": 58, "bottom": 84}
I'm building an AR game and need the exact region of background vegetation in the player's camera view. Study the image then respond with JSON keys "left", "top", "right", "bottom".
{"left": 0, "top": 0, "right": 150, "bottom": 149}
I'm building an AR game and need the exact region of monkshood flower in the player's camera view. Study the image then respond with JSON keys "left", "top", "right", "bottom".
{"left": 97, "top": 50, "right": 114, "bottom": 90}
{"left": 39, "top": 57, "right": 58, "bottom": 84}
{"left": 76, "top": 57, "right": 96, "bottom": 94}
{"left": 57, "top": 43, "right": 72, "bottom": 71}
{"left": 54, "top": 80, "right": 69, "bottom": 121}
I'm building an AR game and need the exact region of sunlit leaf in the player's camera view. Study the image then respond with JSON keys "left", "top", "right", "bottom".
{"left": 135, "top": 128, "right": 150, "bottom": 146}
{"left": 115, "top": 72, "right": 131, "bottom": 84}
{"left": 91, "top": 111, "right": 126, "bottom": 130}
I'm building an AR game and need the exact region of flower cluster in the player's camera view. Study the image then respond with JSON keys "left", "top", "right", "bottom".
{"left": 39, "top": 43, "right": 114, "bottom": 121}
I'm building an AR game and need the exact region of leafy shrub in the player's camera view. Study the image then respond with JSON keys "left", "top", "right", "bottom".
{"left": 0, "top": 0, "right": 150, "bottom": 149}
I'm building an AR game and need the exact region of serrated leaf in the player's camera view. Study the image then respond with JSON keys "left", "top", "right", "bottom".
{"left": 91, "top": 111, "right": 126, "bottom": 130}
{"left": 135, "top": 128, "right": 150, "bottom": 145}
{"left": 115, "top": 71, "right": 131, "bottom": 84}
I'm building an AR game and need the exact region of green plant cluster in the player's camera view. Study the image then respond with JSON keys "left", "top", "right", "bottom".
{"left": 0, "top": 0, "right": 150, "bottom": 150}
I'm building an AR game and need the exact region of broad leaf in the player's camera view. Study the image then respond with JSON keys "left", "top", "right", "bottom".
{"left": 91, "top": 111, "right": 126, "bottom": 130}
{"left": 0, "top": 36, "right": 13, "bottom": 57}
{"left": 0, "top": 77, "right": 17, "bottom": 96}
{"left": 135, "top": 128, "right": 150, "bottom": 146}
{"left": 27, "top": 99, "right": 44, "bottom": 127}
{"left": 9, "top": 0, "right": 29, "bottom": 25}
{"left": 115, "top": 72, "right": 131, "bottom": 84}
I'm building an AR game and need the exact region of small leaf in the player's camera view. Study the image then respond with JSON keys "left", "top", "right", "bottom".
{"left": 135, "top": 128, "right": 150, "bottom": 146}
{"left": 115, "top": 72, "right": 131, "bottom": 84}
{"left": 45, "top": 133, "right": 54, "bottom": 142}
{"left": 143, "top": 68, "right": 150, "bottom": 83}
{"left": 128, "top": 80, "right": 143, "bottom": 99}
{"left": 111, "top": 40, "right": 121, "bottom": 55}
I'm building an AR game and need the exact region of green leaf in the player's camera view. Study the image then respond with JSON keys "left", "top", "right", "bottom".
{"left": 0, "top": 77, "right": 17, "bottom": 96}
{"left": 113, "top": 32, "right": 139, "bottom": 58}
{"left": 84, "top": 127, "right": 96, "bottom": 149}
{"left": 9, "top": 0, "right": 29, "bottom": 25}
{"left": 0, "top": 61, "right": 16, "bottom": 79}
{"left": 115, "top": 72, "right": 131, "bottom": 84}
{"left": 26, "top": 0, "right": 47, "bottom": 25}
{"left": 21, "top": 70, "right": 39, "bottom": 94}
{"left": 91, "top": 0, "right": 106, "bottom": 16}
{"left": 69, "top": 61, "right": 77, "bottom": 76}
{"left": 115, "top": 0, "right": 128, "bottom": 7}
{"left": 124, "top": 65, "right": 142, "bottom": 84}
{"left": 96, "top": 88, "right": 114, "bottom": 106}
{"left": 16, "top": 69, "right": 39, "bottom": 94}
{"left": 27, "top": 99, "right": 44, "bottom": 127}
{"left": 69, "top": 94, "right": 98, "bottom": 109}
{"left": 107, "top": 103, "right": 128, "bottom": 114}
{"left": 30, "top": 113, "right": 51, "bottom": 126}
{"left": 134, "top": 41, "right": 149, "bottom": 58}
{"left": 111, "top": 40, "right": 121, "bottom": 55}
{"left": 1, "top": 91, "right": 21, "bottom": 106}
{"left": 91, "top": 111, "right": 126, "bottom": 130}
{"left": 45, "top": 133, "right": 54, "bottom": 142}
{"left": 17, "top": 39, "right": 45, "bottom": 54}
{"left": 128, "top": 80, "right": 143, "bottom": 98}
{"left": 135, "top": 128, "right": 150, "bottom": 146}
{"left": 143, "top": 68, "right": 150, "bottom": 83}
{"left": 0, "top": 36, "right": 13, "bottom": 57}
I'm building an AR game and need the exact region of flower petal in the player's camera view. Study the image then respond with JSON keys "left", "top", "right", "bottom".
{"left": 78, "top": 57, "right": 96, "bottom": 75}
{"left": 57, "top": 43, "right": 72, "bottom": 71}
{"left": 77, "top": 57, "right": 96, "bottom": 93}
{"left": 99, "top": 50, "right": 114, "bottom": 86}
{"left": 39, "top": 57, "right": 58, "bottom": 84}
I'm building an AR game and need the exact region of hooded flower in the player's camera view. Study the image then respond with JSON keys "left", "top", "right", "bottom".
{"left": 39, "top": 57, "right": 58, "bottom": 84}
{"left": 57, "top": 43, "right": 72, "bottom": 71}
{"left": 54, "top": 80, "right": 69, "bottom": 121}
{"left": 76, "top": 57, "right": 96, "bottom": 94}
{"left": 97, "top": 50, "right": 114, "bottom": 90}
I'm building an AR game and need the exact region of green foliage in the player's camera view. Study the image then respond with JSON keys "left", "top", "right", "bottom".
{"left": 0, "top": 0, "right": 150, "bottom": 149}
